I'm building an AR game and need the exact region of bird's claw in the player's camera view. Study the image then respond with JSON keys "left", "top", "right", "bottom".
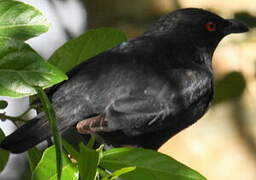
{"left": 76, "top": 114, "right": 112, "bottom": 134}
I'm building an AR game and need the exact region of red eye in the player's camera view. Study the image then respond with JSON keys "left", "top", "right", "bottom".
{"left": 205, "top": 21, "right": 216, "bottom": 32}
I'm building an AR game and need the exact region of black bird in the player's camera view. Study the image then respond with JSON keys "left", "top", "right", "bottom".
{"left": 0, "top": 8, "right": 249, "bottom": 153}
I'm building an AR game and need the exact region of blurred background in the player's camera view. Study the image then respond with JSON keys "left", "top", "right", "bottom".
{"left": 1, "top": 0, "right": 256, "bottom": 179}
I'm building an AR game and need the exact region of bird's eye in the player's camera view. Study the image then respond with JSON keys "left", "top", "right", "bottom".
{"left": 205, "top": 21, "right": 216, "bottom": 32}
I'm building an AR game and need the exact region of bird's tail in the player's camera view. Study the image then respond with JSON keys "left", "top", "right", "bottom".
{"left": 0, "top": 115, "right": 51, "bottom": 153}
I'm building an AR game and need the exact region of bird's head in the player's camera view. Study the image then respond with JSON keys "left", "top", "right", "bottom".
{"left": 147, "top": 8, "right": 249, "bottom": 51}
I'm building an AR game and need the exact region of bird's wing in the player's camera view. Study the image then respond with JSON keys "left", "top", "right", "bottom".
{"left": 82, "top": 67, "right": 213, "bottom": 137}
{"left": 104, "top": 95, "right": 174, "bottom": 136}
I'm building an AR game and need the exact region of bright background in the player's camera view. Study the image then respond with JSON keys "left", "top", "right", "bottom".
{"left": 1, "top": 0, "right": 256, "bottom": 179}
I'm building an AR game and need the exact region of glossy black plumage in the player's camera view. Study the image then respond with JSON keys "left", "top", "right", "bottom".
{"left": 0, "top": 8, "right": 249, "bottom": 153}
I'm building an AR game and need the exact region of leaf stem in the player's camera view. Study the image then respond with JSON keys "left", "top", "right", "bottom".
{"left": 0, "top": 104, "right": 39, "bottom": 124}
{"left": 0, "top": 113, "right": 27, "bottom": 123}
{"left": 97, "top": 167, "right": 111, "bottom": 179}
{"left": 35, "top": 87, "right": 63, "bottom": 180}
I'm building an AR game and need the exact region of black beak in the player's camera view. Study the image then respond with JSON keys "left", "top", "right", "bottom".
{"left": 223, "top": 19, "right": 249, "bottom": 34}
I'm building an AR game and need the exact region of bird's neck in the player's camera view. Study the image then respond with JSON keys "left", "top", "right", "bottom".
{"left": 157, "top": 39, "right": 214, "bottom": 72}
{"left": 195, "top": 47, "right": 214, "bottom": 73}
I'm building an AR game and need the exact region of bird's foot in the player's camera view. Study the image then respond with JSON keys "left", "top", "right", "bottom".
{"left": 76, "top": 114, "right": 112, "bottom": 134}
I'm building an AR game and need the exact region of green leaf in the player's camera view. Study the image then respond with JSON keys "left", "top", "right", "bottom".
{"left": 0, "top": 128, "right": 9, "bottom": 172}
{"left": 101, "top": 148, "right": 207, "bottom": 180}
{"left": 78, "top": 143, "right": 99, "bottom": 180}
{"left": 0, "top": 0, "right": 50, "bottom": 41}
{"left": 86, "top": 135, "right": 96, "bottom": 149}
{"left": 48, "top": 28, "right": 127, "bottom": 73}
{"left": 32, "top": 146, "right": 79, "bottom": 180}
{"left": 27, "top": 147, "right": 42, "bottom": 172}
{"left": 0, "top": 0, "right": 66, "bottom": 98}
{"left": 62, "top": 139, "right": 79, "bottom": 161}
{"left": 0, "top": 100, "right": 8, "bottom": 109}
{"left": 109, "top": 167, "right": 136, "bottom": 180}
{"left": 36, "top": 87, "right": 63, "bottom": 180}
{"left": 102, "top": 166, "right": 136, "bottom": 180}
{"left": 0, "top": 39, "right": 67, "bottom": 97}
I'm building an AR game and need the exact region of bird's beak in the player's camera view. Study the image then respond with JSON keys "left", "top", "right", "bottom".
{"left": 223, "top": 19, "right": 249, "bottom": 34}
